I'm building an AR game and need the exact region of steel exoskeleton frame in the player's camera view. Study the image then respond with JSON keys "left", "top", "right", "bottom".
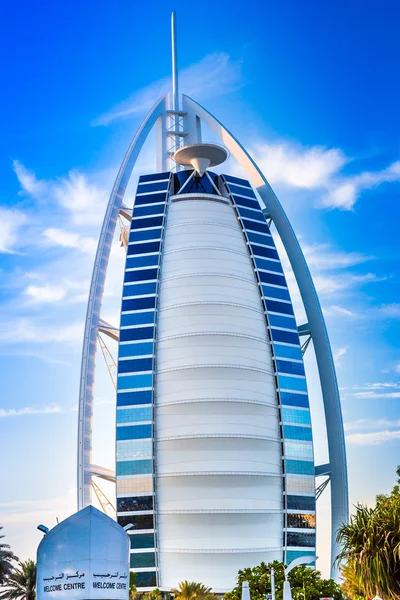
{"left": 77, "top": 15, "right": 348, "bottom": 576}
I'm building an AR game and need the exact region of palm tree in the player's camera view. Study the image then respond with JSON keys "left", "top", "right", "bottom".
{"left": 171, "top": 581, "right": 217, "bottom": 600}
{"left": 0, "top": 526, "right": 17, "bottom": 585}
{"left": 336, "top": 467, "right": 400, "bottom": 600}
{"left": 0, "top": 560, "right": 36, "bottom": 600}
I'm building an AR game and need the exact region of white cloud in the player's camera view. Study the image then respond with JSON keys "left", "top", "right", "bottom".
{"left": 13, "top": 161, "right": 109, "bottom": 225}
{"left": 325, "top": 305, "right": 361, "bottom": 318}
{"left": 0, "top": 404, "right": 62, "bottom": 418}
{"left": 253, "top": 143, "right": 347, "bottom": 189}
{"left": 94, "top": 53, "right": 244, "bottom": 125}
{"left": 13, "top": 160, "right": 47, "bottom": 196}
{"left": 0, "top": 318, "right": 83, "bottom": 344}
{"left": 44, "top": 227, "right": 97, "bottom": 254}
{"left": 323, "top": 160, "right": 400, "bottom": 209}
{"left": 0, "top": 206, "right": 27, "bottom": 253}
{"left": 249, "top": 139, "right": 400, "bottom": 210}
{"left": 346, "top": 429, "right": 400, "bottom": 446}
{"left": 333, "top": 347, "right": 348, "bottom": 363}
{"left": 350, "top": 390, "right": 400, "bottom": 399}
{"left": 345, "top": 417, "right": 400, "bottom": 432}
{"left": 25, "top": 284, "right": 67, "bottom": 303}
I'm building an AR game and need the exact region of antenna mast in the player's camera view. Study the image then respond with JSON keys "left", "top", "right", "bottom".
{"left": 171, "top": 11, "right": 179, "bottom": 111}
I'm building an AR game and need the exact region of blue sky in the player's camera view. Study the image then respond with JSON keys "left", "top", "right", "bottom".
{"left": 1, "top": 0, "right": 400, "bottom": 579}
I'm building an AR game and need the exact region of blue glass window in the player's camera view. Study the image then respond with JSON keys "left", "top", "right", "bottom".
{"left": 259, "top": 271, "right": 287, "bottom": 287}
{"left": 129, "top": 533, "right": 155, "bottom": 549}
{"left": 118, "top": 373, "right": 153, "bottom": 390}
{"left": 286, "top": 459, "right": 314, "bottom": 476}
{"left": 119, "top": 342, "right": 154, "bottom": 358}
{"left": 118, "top": 514, "right": 154, "bottom": 530}
{"left": 233, "top": 195, "right": 260, "bottom": 211}
{"left": 117, "top": 390, "right": 152, "bottom": 406}
{"left": 134, "top": 572, "right": 156, "bottom": 587}
{"left": 239, "top": 207, "right": 265, "bottom": 222}
{"left": 266, "top": 299, "right": 294, "bottom": 315}
{"left": 242, "top": 218, "right": 271, "bottom": 235}
{"left": 271, "top": 329, "right": 299, "bottom": 345}
{"left": 131, "top": 216, "right": 163, "bottom": 230}
{"left": 124, "top": 269, "right": 158, "bottom": 284}
{"left": 122, "top": 297, "right": 156, "bottom": 312}
{"left": 129, "top": 227, "right": 162, "bottom": 242}
{"left": 116, "top": 440, "right": 152, "bottom": 459}
{"left": 118, "top": 357, "right": 153, "bottom": 374}
{"left": 256, "top": 258, "right": 283, "bottom": 274}
{"left": 262, "top": 285, "right": 291, "bottom": 302}
{"left": 134, "top": 194, "right": 166, "bottom": 207}
{"left": 139, "top": 172, "right": 170, "bottom": 183}
{"left": 127, "top": 241, "right": 161, "bottom": 256}
{"left": 117, "top": 407, "right": 152, "bottom": 423}
{"left": 137, "top": 181, "right": 169, "bottom": 194}
{"left": 130, "top": 552, "right": 156, "bottom": 569}
{"left": 287, "top": 495, "right": 316, "bottom": 511}
{"left": 276, "top": 360, "right": 305, "bottom": 376}
{"left": 116, "top": 459, "right": 153, "bottom": 476}
{"left": 269, "top": 314, "right": 297, "bottom": 330}
{"left": 118, "top": 497, "right": 153, "bottom": 513}
{"left": 274, "top": 344, "right": 303, "bottom": 361}
{"left": 280, "top": 391, "right": 309, "bottom": 408}
{"left": 120, "top": 327, "right": 154, "bottom": 343}
{"left": 126, "top": 255, "right": 159, "bottom": 269}
{"left": 285, "top": 441, "right": 313, "bottom": 459}
{"left": 251, "top": 245, "right": 279, "bottom": 260}
{"left": 247, "top": 231, "right": 273, "bottom": 246}
{"left": 229, "top": 183, "right": 256, "bottom": 198}
{"left": 123, "top": 282, "right": 157, "bottom": 298}
{"left": 284, "top": 424, "right": 312, "bottom": 441}
{"left": 286, "top": 532, "right": 316, "bottom": 547}
{"left": 279, "top": 375, "right": 307, "bottom": 393}
{"left": 281, "top": 408, "right": 311, "bottom": 425}
{"left": 120, "top": 312, "right": 155, "bottom": 327}
{"left": 133, "top": 204, "right": 165, "bottom": 218}
{"left": 224, "top": 175, "right": 251, "bottom": 187}
{"left": 116, "top": 424, "right": 152, "bottom": 441}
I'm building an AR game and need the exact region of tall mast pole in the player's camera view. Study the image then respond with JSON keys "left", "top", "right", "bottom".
{"left": 171, "top": 11, "right": 179, "bottom": 111}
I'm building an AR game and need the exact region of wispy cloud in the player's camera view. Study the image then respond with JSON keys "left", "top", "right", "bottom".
{"left": 0, "top": 206, "right": 27, "bottom": 253}
{"left": 94, "top": 53, "right": 244, "bottom": 126}
{"left": 24, "top": 284, "right": 67, "bottom": 303}
{"left": 346, "top": 429, "right": 400, "bottom": 446}
{"left": 0, "top": 404, "right": 62, "bottom": 418}
{"left": 251, "top": 140, "right": 400, "bottom": 210}
{"left": 13, "top": 160, "right": 109, "bottom": 225}
{"left": 350, "top": 390, "right": 400, "bottom": 399}
{"left": 333, "top": 347, "right": 348, "bottom": 363}
{"left": 44, "top": 227, "right": 97, "bottom": 254}
{"left": 0, "top": 318, "right": 83, "bottom": 344}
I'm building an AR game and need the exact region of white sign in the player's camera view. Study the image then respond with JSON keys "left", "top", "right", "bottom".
{"left": 37, "top": 506, "right": 130, "bottom": 600}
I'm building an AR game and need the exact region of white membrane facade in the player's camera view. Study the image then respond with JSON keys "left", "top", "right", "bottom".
{"left": 155, "top": 194, "right": 282, "bottom": 588}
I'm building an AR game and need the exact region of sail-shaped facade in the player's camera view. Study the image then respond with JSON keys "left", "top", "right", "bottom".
{"left": 77, "top": 12, "right": 348, "bottom": 594}
{"left": 114, "top": 171, "right": 317, "bottom": 590}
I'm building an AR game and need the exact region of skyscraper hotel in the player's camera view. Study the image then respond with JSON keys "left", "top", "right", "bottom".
{"left": 77, "top": 13, "right": 348, "bottom": 593}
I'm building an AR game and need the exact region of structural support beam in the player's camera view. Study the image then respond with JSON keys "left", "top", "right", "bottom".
{"left": 119, "top": 204, "right": 133, "bottom": 222}
{"left": 98, "top": 319, "right": 119, "bottom": 342}
{"left": 183, "top": 94, "right": 348, "bottom": 579}
{"left": 315, "top": 463, "right": 331, "bottom": 477}
{"left": 90, "top": 464, "right": 116, "bottom": 482}
{"left": 298, "top": 323, "right": 311, "bottom": 336}
{"left": 77, "top": 95, "right": 167, "bottom": 511}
